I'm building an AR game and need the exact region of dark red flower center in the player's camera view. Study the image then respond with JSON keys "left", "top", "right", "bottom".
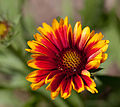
{"left": 62, "top": 50, "right": 81, "bottom": 69}
{"left": 56, "top": 48, "right": 87, "bottom": 76}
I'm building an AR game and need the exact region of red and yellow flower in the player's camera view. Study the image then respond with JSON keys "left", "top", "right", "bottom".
{"left": 26, "top": 16, "right": 109, "bottom": 99}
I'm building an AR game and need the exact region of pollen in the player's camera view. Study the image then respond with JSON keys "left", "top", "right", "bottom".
{"left": 62, "top": 50, "right": 81, "bottom": 69}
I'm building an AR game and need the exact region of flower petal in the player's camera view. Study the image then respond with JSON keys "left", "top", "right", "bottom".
{"left": 81, "top": 75, "right": 96, "bottom": 88}
{"left": 67, "top": 24, "right": 73, "bottom": 47}
{"left": 81, "top": 72, "right": 98, "bottom": 93}
{"left": 31, "top": 54, "right": 56, "bottom": 63}
{"left": 46, "top": 73, "right": 65, "bottom": 92}
{"left": 61, "top": 77, "right": 72, "bottom": 99}
{"left": 85, "top": 86, "right": 98, "bottom": 93}
{"left": 64, "top": 16, "right": 68, "bottom": 27}
{"left": 27, "top": 59, "right": 57, "bottom": 70}
{"left": 87, "top": 50, "right": 102, "bottom": 62}
{"left": 45, "top": 70, "right": 61, "bottom": 84}
{"left": 101, "top": 53, "right": 108, "bottom": 63}
{"left": 86, "top": 40, "right": 109, "bottom": 58}
{"left": 53, "top": 17, "right": 68, "bottom": 48}
{"left": 26, "top": 40, "right": 56, "bottom": 57}
{"left": 52, "top": 18, "right": 59, "bottom": 30}
{"left": 55, "top": 26, "right": 66, "bottom": 48}
{"left": 79, "top": 26, "right": 90, "bottom": 50}
{"left": 74, "top": 22, "right": 82, "bottom": 45}
{"left": 81, "top": 70, "right": 90, "bottom": 77}
{"left": 72, "top": 74, "right": 84, "bottom": 93}
{"left": 85, "top": 60, "right": 100, "bottom": 70}
{"left": 85, "top": 32, "right": 104, "bottom": 51}
{"left": 51, "top": 87, "right": 60, "bottom": 100}
{"left": 26, "top": 70, "right": 50, "bottom": 83}
{"left": 34, "top": 33, "right": 59, "bottom": 54}
{"left": 30, "top": 79, "right": 45, "bottom": 90}
{"left": 37, "top": 23, "right": 63, "bottom": 51}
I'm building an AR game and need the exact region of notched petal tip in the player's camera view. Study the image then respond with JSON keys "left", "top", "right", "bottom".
{"left": 27, "top": 59, "right": 39, "bottom": 69}
{"left": 81, "top": 70, "right": 90, "bottom": 77}
{"left": 83, "top": 26, "right": 90, "bottom": 34}
{"left": 85, "top": 86, "right": 98, "bottom": 94}
{"left": 72, "top": 75, "right": 84, "bottom": 93}
{"left": 79, "top": 26, "right": 90, "bottom": 50}
{"left": 64, "top": 16, "right": 68, "bottom": 26}
{"left": 25, "top": 71, "right": 38, "bottom": 82}
{"left": 25, "top": 49, "right": 31, "bottom": 52}
{"left": 61, "top": 92, "right": 71, "bottom": 99}
{"left": 46, "top": 84, "right": 51, "bottom": 91}
{"left": 59, "top": 18, "right": 64, "bottom": 27}
{"left": 52, "top": 18, "right": 59, "bottom": 30}
{"left": 51, "top": 89, "right": 60, "bottom": 100}
{"left": 101, "top": 53, "right": 108, "bottom": 63}
{"left": 105, "top": 40, "right": 110, "bottom": 44}
{"left": 30, "top": 80, "right": 45, "bottom": 90}
{"left": 85, "top": 60, "right": 100, "bottom": 70}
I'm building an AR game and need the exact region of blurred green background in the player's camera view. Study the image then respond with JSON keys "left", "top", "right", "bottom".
{"left": 0, "top": 0, "right": 120, "bottom": 107}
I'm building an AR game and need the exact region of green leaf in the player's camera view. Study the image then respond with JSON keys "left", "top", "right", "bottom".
{"left": 0, "top": 48, "right": 26, "bottom": 72}
{"left": 0, "top": 0, "right": 22, "bottom": 21}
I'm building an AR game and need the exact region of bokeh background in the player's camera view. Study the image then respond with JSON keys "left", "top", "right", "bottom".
{"left": 0, "top": 0, "right": 120, "bottom": 107}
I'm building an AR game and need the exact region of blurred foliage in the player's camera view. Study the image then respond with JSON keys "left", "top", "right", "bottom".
{"left": 0, "top": 0, "right": 120, "bottom": 107}
{"left": 80, "top": 0, "right": 108, "bottom": 29}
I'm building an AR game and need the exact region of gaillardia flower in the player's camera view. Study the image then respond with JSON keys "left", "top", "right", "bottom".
{"left": 0, "top": 21, "right": 9, "bottom": 39}
{"left": 26, "top": 16, "right": 109, "bottom": 99}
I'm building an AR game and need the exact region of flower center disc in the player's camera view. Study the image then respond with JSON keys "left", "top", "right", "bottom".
{"left": 62, "top": 50, "right": 81, "bottom": 69}
{"left": 57, "top": 48, "right": 86, "bottom": 75}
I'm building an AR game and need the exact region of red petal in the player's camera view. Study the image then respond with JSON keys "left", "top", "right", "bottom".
{"left": 81, "top": 75, "right": 96, "bottom": 88}
{"left": 85, "top": 60, "right": 100, "bottom": 70}
{"left": 49, "top": 32, "right": 63, "bottom": 51}
{"left": 30, "top": 80, "right": 45, "bottom": 90}
{"left": 61, "top": 77, "right": 72, "bottom": 99}
{"left": 49, "top": 73, "right": 65, "bottom": 92}
{"left": 27, "top": 41, "right": 56, "bottom": 57}
{"left": 35, "top": 61, "right": 57, "bottom": 70}
{"left": 28, "top": 59, "right": 57, "bottom": 70}
{"left": 87, "top": 50, "right": 101, "bottom": 62}
{"left": 67, "top": 24, "right": 73, "bottom": 47}
{"left": 37, "top": 23, "right": 61, "bottom": 50}
{"left": 34, "top": 33, "right": 59, "bottom": 54}
{"left": 33, "top": 55, "right": 56, "bottom": 63}
{"left": 85, "top": 40, "right": 109, "bottom": 58}
{"left": 79, "top": 26, "right": 90, "bottom": 50}
{"left": 84, "top": 42, "right": 96, "bottom": 53}
{"left": 45, "top": 70, "right": 62, "bottom": 83}
{"left": 73, "top": 22, "right": 82, "bottom": 46}
{"left": 26, "top": 70, "right": 50, "bottom": 83}
{"left": 72, "top": 74, "right": 84, "bottom": 93}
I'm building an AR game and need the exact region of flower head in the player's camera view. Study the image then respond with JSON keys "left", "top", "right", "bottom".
{"left": 26, "top": 16, "right": 109, "bottom": 99}
{"left": 0, "top": 21, "right": 9, "bottom": 39}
